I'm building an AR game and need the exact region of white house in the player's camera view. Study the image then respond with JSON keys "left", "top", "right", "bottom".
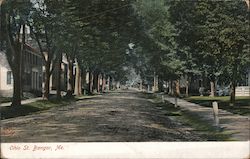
{"left": 0, "top": 45, "right": 43, "bottom": 97}
{"left": 0, "top": 51, "right": 13, "bottom": 97}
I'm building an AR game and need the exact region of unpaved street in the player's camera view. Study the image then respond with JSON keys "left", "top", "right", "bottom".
{"left": 1, "top": 91, "right": 202, "bottom": 142}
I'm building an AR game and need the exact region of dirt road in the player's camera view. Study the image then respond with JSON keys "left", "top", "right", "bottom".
{"left": 1, "top": 90, "right": 202, "bottom": 142}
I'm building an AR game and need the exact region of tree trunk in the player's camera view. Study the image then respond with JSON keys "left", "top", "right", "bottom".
{"left": 79, "top": 69, "right": 82, "bottom": 95}
{"left": 153, "top": 73, "right": 159, "bottom": 92}
{"left": 43, "top": 62, "right": 51, "bottom": 100}
{"left": 88, "top": 71, "right": 93, "bottom": 94}
{"left": 2, "top": 12, "right": 21, "bottom": 106}
{"left": 230, "top": 81, "right": 236, "bottom": 107}
{"left": 82, "top": 70, "right": 86, "bottom": 95}
{"left": 175, "top": 80, "right": 180, "bottom": 97}
{"left": 7, "top": 27, "right": 24, "bottom": 106}
{"left": 140, "top": 79, "right": 143, "bottom": 90}
{"left": 102, "top": 74, "right": 106, "bottom": 92}
{"left": 169, "top": 80, "right": 173, "bottom": 95}
{"left": 20, "top": 24, "right": 25, "bottom": 98}
{"left": 185, "top": 79, "right": 189, "bottom": 97}
{"left": 93, "top": 72, "right": 98, "bottom": 92}
{"left": 230, "top": 58, "right": 240, "bottom": 107}
{"left": 11, "top": 68, "right": 21, "bottom": 107}
{"left": 210, "top": 80, "right": 215, "bottom": 97}
{"left": 97, "top": 74, "right": 100, "bottom": 92}
{"left": 66, "top": 59, "right": 74, "bottom": 97}
{"left": 230, "top": 75, "right": 236, "bottom": 107}
{"left": 74, "top": 61, "right": 81, "bottom": 96}
{"left": 110, "top": 78, "right": 113, "bottom": 90}
{"left": 107, "top": 76, "right": 110, "bottom": 91}
{"left": 56, "top": 53, "right": 62, "bottom": 99}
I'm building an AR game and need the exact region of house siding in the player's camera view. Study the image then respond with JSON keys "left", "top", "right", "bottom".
{"left": 0, "top": 45, "right": 43, "bottom": 97}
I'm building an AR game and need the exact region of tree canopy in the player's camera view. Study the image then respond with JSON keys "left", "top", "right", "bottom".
{"left": 0, "top": 0, "right": 249, "bottom": 106}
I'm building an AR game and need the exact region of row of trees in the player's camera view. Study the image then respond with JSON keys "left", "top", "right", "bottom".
{"left": 0, "top": 0, "right": 249, "bottom": 107}
{"left": 0, "top": 0, "right": 140, "bottom": 107}
{"left": 132, "top": 0, "right": 249, "bottom": 106}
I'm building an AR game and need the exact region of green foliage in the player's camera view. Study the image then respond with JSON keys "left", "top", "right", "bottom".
{"left": 1, "top": 0, "right": 32, "bottom": 65}
{"left": 2, "top": 0, "right": 249, "bottom": 95}
{"left": 29, "top": 0, "right": 65, "bottom": 59}
{"left": 133, "top": 0, "right": 181, "bottom": 81}
{"left": 63, "top": 0, "right": 140, "bottom": 80}
{"left": 169, "top": 0, "right": 249, "bottom": 85}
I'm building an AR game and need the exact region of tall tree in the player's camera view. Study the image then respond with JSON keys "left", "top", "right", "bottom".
{"left": 1, "top": 0, "right": 31, "bottom": 106}
{"left": 217, "top": 0, "right": 249, "bottom": 106}
{"left": 29, "top": 0, "right": 64, "bottom": 99}
{"left": 134, "top": 0, "right": 183, "bottom": 94}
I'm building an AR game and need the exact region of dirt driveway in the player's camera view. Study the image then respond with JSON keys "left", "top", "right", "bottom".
{"left": 1, "top": 90, "right": 202, "bottom": 142}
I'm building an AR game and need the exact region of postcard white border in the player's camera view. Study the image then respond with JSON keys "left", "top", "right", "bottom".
{"left": 1, "top": 141, "right": 250, "bottom": 159}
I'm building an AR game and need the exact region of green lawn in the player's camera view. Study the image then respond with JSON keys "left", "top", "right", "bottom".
{"left": 184, "top": 96, "right": 250, "bottom": 116}
{"left": 0, "top": 94, "right": 99, "bottom": 120}
{"left": 147, "top": 93, "right": 233, "bottom": 141}
{"left": 0, "top": 98, "right": 76, "bottom": 120}
{"left": 75, "top": 95, "right": 97, "bottom": 100}
{"left": 0, "top": 97, "right": 29, "bottom": 104}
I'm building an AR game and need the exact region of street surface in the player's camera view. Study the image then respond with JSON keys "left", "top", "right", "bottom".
{"left": 1, "top": 90, "right": 203, "bottom": 142}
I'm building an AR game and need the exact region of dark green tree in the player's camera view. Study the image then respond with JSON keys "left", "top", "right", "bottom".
{"left": 1, "top": 0, "right": 32, "bottom": 106}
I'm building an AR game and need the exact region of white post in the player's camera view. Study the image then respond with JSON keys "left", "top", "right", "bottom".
{"left": 212, "top": 101, "right": 219, "bottom": 116}
{"left": 212, "top": 101, "right": 219, "bottom": 126}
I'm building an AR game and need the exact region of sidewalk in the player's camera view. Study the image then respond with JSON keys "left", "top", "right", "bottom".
{"left": 161, "top": 95, "right": 250, "bottom": 141}
{"left": 0, "top": 97, "right": 43, "bottom": 107}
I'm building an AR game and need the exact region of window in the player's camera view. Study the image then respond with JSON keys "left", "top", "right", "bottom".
{"left": 7, "top": 71, "right": 12, "bottom": 85}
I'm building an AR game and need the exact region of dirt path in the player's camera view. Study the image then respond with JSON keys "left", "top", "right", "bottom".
{"left": 163, "top": 95, "right": 250, "bottom": 141}
{"left": 1, "top": 90, "right": 203, "bottom": 142}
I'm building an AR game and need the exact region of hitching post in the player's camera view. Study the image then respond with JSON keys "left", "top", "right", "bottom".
{"left": 212, "top": 101, "right": 219, "bottom": 126}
